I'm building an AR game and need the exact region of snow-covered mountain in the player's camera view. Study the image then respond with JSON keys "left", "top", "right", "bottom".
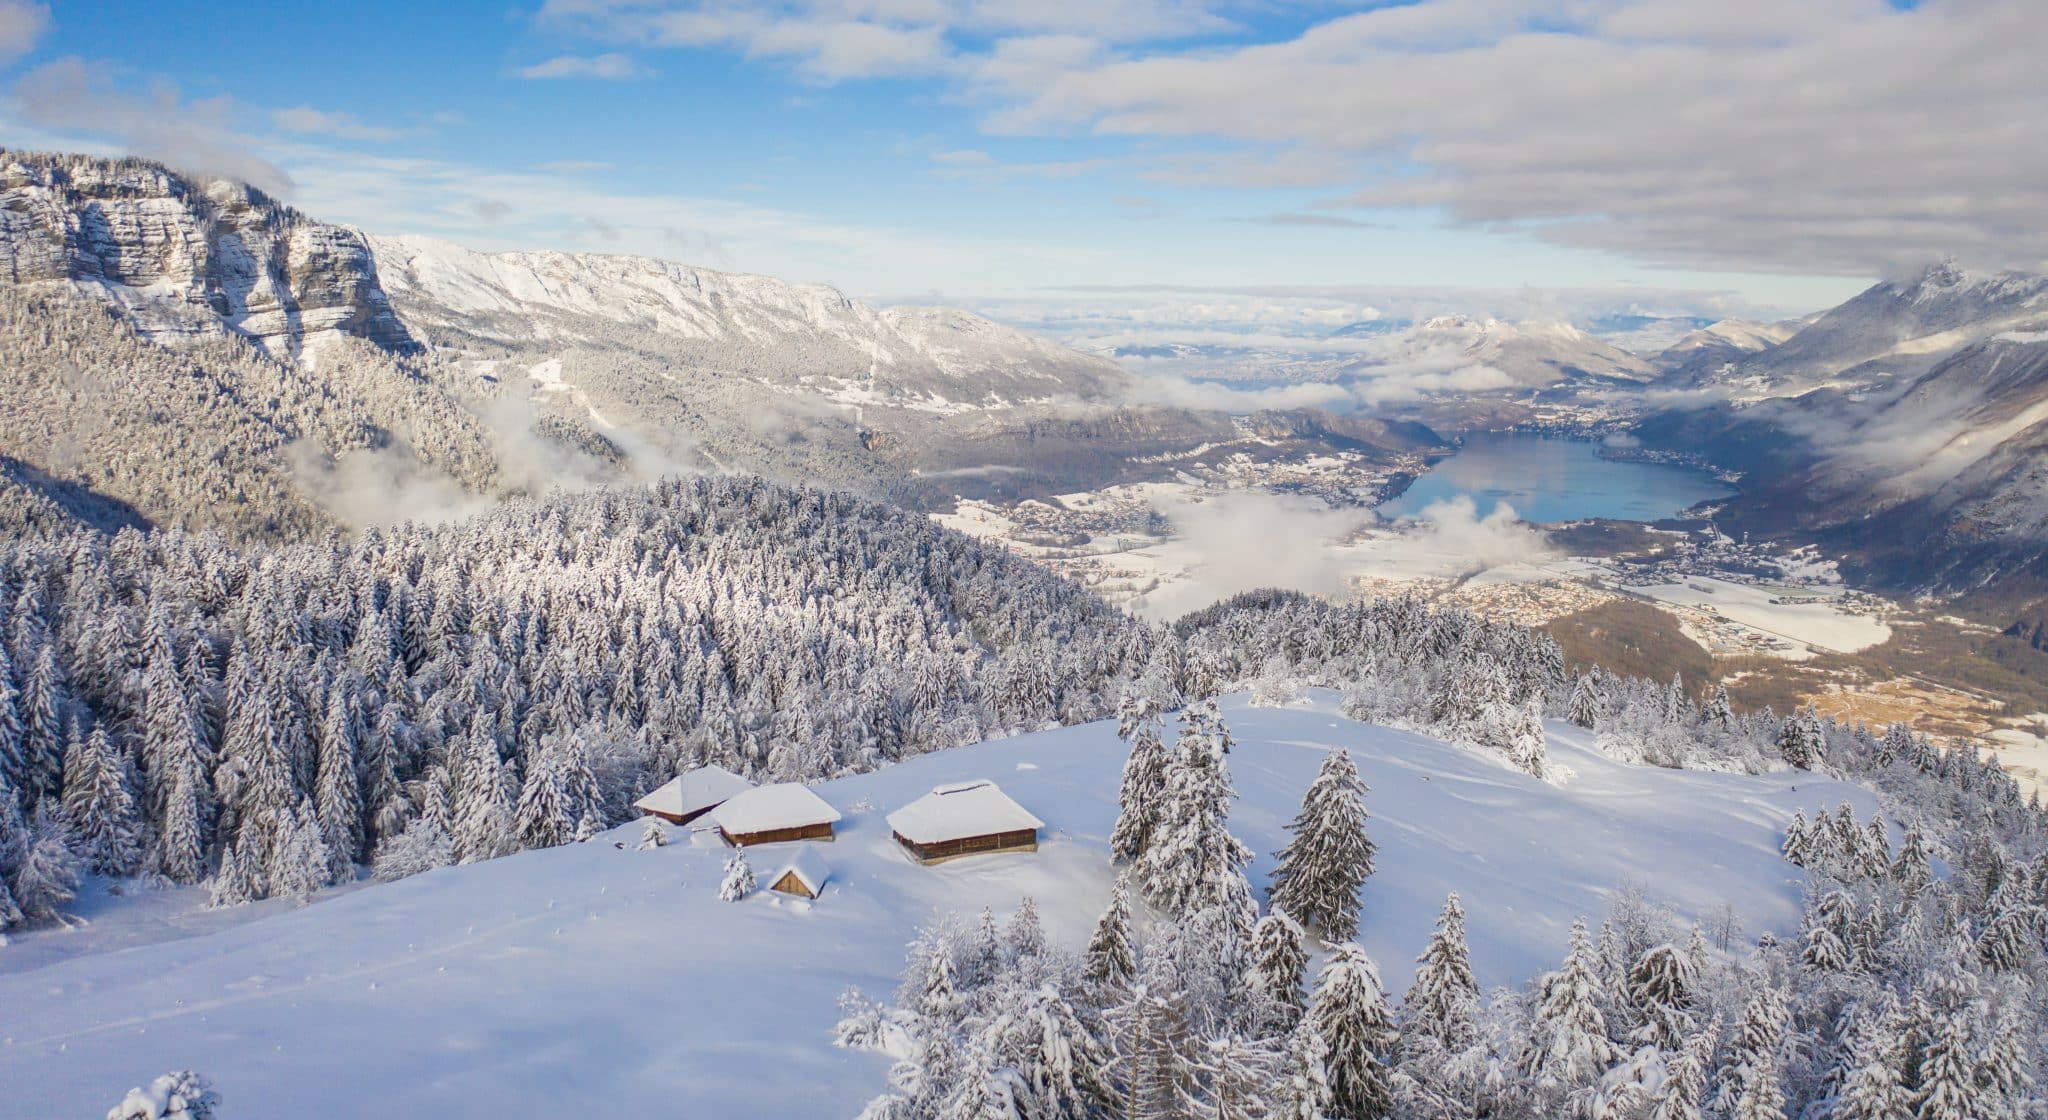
{"left": 1396, "top": 314, "right": 1657, "bottom": 388}
{"left": 369, "top": 233, "right": 1129, "bottom": 408}
{"left": 0, "top": 693, "right": 1872, "bottom": 1118}
{"left": 1707, "top": 261, "right": 2048, "bottom": 395}
{"left": 0, "top": 150, "right": 415, "bottom": 359}
{"left": 1639, "top": 265, "right": 2048, "bottom": 594}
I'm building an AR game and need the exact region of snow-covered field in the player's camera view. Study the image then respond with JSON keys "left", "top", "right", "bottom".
{"left": 0, "top": 694, "right": 1874, "bottom": 1118}
{"left": 1631, "top": 575, "right": 1890, "bottom": 658}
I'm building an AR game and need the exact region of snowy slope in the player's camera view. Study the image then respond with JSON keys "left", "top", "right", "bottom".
{"left": 0, "top": 693, "right": 1874, "bottom": 1118}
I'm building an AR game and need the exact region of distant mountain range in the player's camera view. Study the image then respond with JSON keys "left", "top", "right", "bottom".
{"left": 0, "top": 149, "right": 1434, "bottom": 540}
{"left": 1637, "top": 262, "right": 2048, "bottom": 599}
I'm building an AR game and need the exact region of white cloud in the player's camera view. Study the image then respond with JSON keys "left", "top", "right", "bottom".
{"left": 271, "top": 105, "right": 409, "bottom": 141}
{"left": 0, "top": 1, "right": 47, "bottom": 67}
{"left": 518, "top": 52, "right": 651, "bottom": 79}
{"left": 11, "top": 57, "right": 292, "bottom": 196}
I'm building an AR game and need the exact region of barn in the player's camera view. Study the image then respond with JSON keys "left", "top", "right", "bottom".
{"left": 631, "top": 764, "right": 755, "bottom": 826}
{"left": 887, "top": 780, "right": 1044, "bottom": 865}
{"left": 766, "top": 847, "right": 831, "bottom": 900}
{"left": 711, "top": 783, "right": 843, "bottom": 846}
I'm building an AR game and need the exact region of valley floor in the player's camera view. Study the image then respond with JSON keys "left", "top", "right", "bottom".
{"left": 1, "top": 694, "right": 1873, "bottom": 1119}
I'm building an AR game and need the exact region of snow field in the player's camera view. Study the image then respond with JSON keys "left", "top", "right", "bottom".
{"left": 0, "top": 693, "right": 1875, "bottom": 1118}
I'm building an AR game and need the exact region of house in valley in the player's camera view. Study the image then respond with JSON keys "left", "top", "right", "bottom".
{"left": 766, "top": 847, "right": 831, "bottom": 900}
{"left": 711, "top": 783, "right": 843, "bottom": 846}
{"left": 887, "top": 780, "right": 1044, "bottom": 865}
{"left": 632, "top": 764, "right": 755, "bottom": 826}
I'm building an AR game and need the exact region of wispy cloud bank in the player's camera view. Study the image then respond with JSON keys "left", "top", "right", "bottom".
{"left": 517, "top": 53, "right": 651, "bottom": 80}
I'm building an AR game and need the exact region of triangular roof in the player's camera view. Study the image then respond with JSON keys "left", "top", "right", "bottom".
{"left": 769, "top": 847, "right": 831, "bottom": 899}
{"left": 632, "top": 764, "right": 755, "bottom": 818}
{"left": 886, "top": 780, "right": 1044, "bottom": 845}
{"left": 711, "top": 783, "right": 843, "bottom": 835}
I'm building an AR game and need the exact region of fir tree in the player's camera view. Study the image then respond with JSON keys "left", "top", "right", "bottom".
{"left": 1271, "top": 1022, "right": 1336, "bottom": 1120}
{"left": 718, "top": 847, "right": 755, "bottom": 901}
{"left": 12, "top": 800, "right": 82, "bottom": 923}
{"left": 1134, "top": 701, "right": 1255, "bottom": 934}
{"left": 1402, "top": 892, "right": 1480, "bottom": 1052}
{"left": 1083, "top": 873, "right": 1137, "bottom": 990}
{"left": 1834, "top": 999, "right": 1913, "bottom": 1120}
{"left": 1109, "top": 691, "right": 1169, "bottom": 865}
{"left": 61, "top": 721, "right": 141, "bottom": 876}
{"left": 314, "top": 689, "right": 364, "bottom": 873}
{"left": 1625, "top": 942, "right": 1695, "bottom": 1049}
{"left": 1243, "top": 907, "right": 1311, "bottom": 1038}
{"left": 1309, "top": 942, "right": 1397, "bottom": 1120}
{"left": 638, "top": 816, "right": 668, "bottom": 849}
{"left": 1520, "top": 918, "right": 1619, "bottom": 1094}
{"left": 1269, "top": 747, "right": 1376, "bottom": 942}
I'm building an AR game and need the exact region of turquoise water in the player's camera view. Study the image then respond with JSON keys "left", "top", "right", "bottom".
{"left": 1378, "top": 433, "right": 1734, "bottom": 524}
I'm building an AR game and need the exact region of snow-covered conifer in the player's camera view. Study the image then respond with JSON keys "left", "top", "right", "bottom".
{"left": 1269, "top": 747, "right": 1376, "bottom": 942}
{"left": 1109, "top": 691, "right": 1169, "bottom": 865}
{"left": 1243, "top": 907, "right": 1311, "bottom": 1038}
{"left": 105, "top": 1070, "right": 219, "bottom": 1120}
{"left": 1084, "top": 873, "right": 1137, "bottom": 990}
{"left": 1402, "top": 892, "right": 1480, "bottom": 1052}
{"left": 1308, "top": 942, "right": 1396, "bottom": 1120}
{"left": 1135, "top": 701, "right": 1254, "bottom": 934}
{"left": 1521, "top": 918, "right": 1619, "bottom": 1094}
{"left": 62, "top": 721, "right": 141, "bottom": 876}
{"left": 638, "top": 816, "right": 668, "bottom": 849}
{"left": 13, "top": 801, "right": 82, "bottom": 923}
{"left": 718, "top": 846, "right": 755, "bottom": 902}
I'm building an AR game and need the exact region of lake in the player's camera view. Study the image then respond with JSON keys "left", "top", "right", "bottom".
{"left": 1378, "top": 432, "right": 1734, "bottom": 524}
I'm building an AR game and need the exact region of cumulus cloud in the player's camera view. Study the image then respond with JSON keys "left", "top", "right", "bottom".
{"left": 518, "top": 52, "right": 651, "bottom": 80}
{"left": 0, "top": 1, "right": 48, "bottom": 67}
{"left": 12, "top": 57, "right": 293, "bottom": 196}
{"left": 1399, "top": 495, "right": 1557, "bottom": 577}
{"left": 1137, "top": 489, "right": 1372, "bottom": 619}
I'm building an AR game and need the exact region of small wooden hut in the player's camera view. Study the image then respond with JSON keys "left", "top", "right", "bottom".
{"left": 887, "top": 780, "right": 1044, "bottom": 865}
{"left": 632, "top": 764, "right": 755, "bottom": 826}
{"left": 767, "top": 847, "right": 831, "bottom": 900}
{"left": 711, "top": 783, "right": 843, "bottom": 846}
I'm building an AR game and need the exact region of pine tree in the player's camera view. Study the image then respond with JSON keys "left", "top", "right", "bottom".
{"left": 106, "top": 1070, "right": 220, "bottom": 1120}
{"left": 1009, "top": 983, "right": 1113, "bottom": 1120}
{"left": 1243, "top": 907, "right": 1311, "bottom": 1038}
{"left": 1309, "top": 942, "right": 1396, "bottom": 1120}
{"left": 1006, "top": 896, "right": 1046, "bottom": 960}
{"left": 21, "top": 643, "right": 70, "bottom": 799}
{"left": 1912, "top": 1012, "right": 1975, "bottom": 1120}
{"left": 638, "top": 816, "right": 668, "bottom": 849}
{"left": 451, "top": 719, "right": 512, "bottom": 864}
{"left": 1507, "top": 697, "right": 1548, "bottom": 778}
{"left": 1567, "top": 671, "right": 1605, "bottom": 729}
{"left": 1834, "top": 999, "right": 1912, "bottom": 1120}
{"left": 12, "top": 801, "right": 82, "bottom": 923}
{"left": 1648, "top": 1022, "right": 1716, "bottom": 1120}
{"left": 718, "top": 847, "right": 755, "bottom": 901}
{"left": 1269, "top": 748, "right": 1376, "bottom": 942}
{"left": 314, "top": 689, "right": 364, "bottom": 874}
{"left": 513, "top": 741, "right": 576, "bottom": 851}
{"left": 1134, "top": 700, "right": 1254, "bottom": 934}
{"left": 1402, "top": 893, "right": 1480, "bottom": 1052}
{"left": 1520, "top": 918, "right": 1618, "bottom": 1094}
{"left": 1109, "top": 692, "right": 1169, "bottom": 865}
{"left": 1625, "top": 942, "right": 1695, "bottom": 1049}
{"left": 61, "top": 721, "right": 141, "bottom": 876}
{"left": 1714, "top": 988, "right": 1786, "bottom": 1120}
{"left": 1084, "top": 873, "right": 1137, "bottom": 989}
{"left": 1271, "top": 1021, "right": 1336, "bottom": 1120}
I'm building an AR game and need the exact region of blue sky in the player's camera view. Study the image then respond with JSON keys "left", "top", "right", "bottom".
{"left": 2, "top": 0, "right": 2038, "bottom": 323}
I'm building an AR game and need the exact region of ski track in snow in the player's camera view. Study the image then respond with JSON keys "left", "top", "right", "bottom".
{"left": 0, "top": 693, "right": 1875, "bottom": 1118}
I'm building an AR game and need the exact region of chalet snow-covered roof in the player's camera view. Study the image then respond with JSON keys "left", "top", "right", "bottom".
{"left": 711, "top": 783, "right": 843, "bottom": 835}
{"left": 632, "top": 765, "right": 755, "bottom": 819}
{"left": 770, "top": 847, "right": 831, "bottom": 899}
{"left": 886, "top": 781, "right": 1044, "bottom": 845}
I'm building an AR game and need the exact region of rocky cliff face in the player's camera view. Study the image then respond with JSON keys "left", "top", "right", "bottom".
{"left": 0, "top": 150, "right": 416, "bottom": 357}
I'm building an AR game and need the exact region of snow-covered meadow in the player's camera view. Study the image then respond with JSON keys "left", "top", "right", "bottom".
{"left": 0, "top": 694, "right": 1875, "bottom": 1118}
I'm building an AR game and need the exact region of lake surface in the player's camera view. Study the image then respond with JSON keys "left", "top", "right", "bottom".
{"left": 1378, "top": 433, "right": 1734, "bottom": 524}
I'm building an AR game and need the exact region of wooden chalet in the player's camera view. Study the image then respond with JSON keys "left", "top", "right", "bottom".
{"left": 887, "top": 780, "right": 1044, "bottom": 865}
{"left": 632, "top": 764, "right": 755, "bottom": 826}
{"left": 767, "top": 847, "right": 831, "bottom": 900}
{"left": 710, "top": 783, "right": 843, "bottom": 846}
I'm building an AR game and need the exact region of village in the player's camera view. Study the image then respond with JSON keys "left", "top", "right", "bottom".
{"left": 629, "top": 764, "right": 1048, "bottom": 905}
